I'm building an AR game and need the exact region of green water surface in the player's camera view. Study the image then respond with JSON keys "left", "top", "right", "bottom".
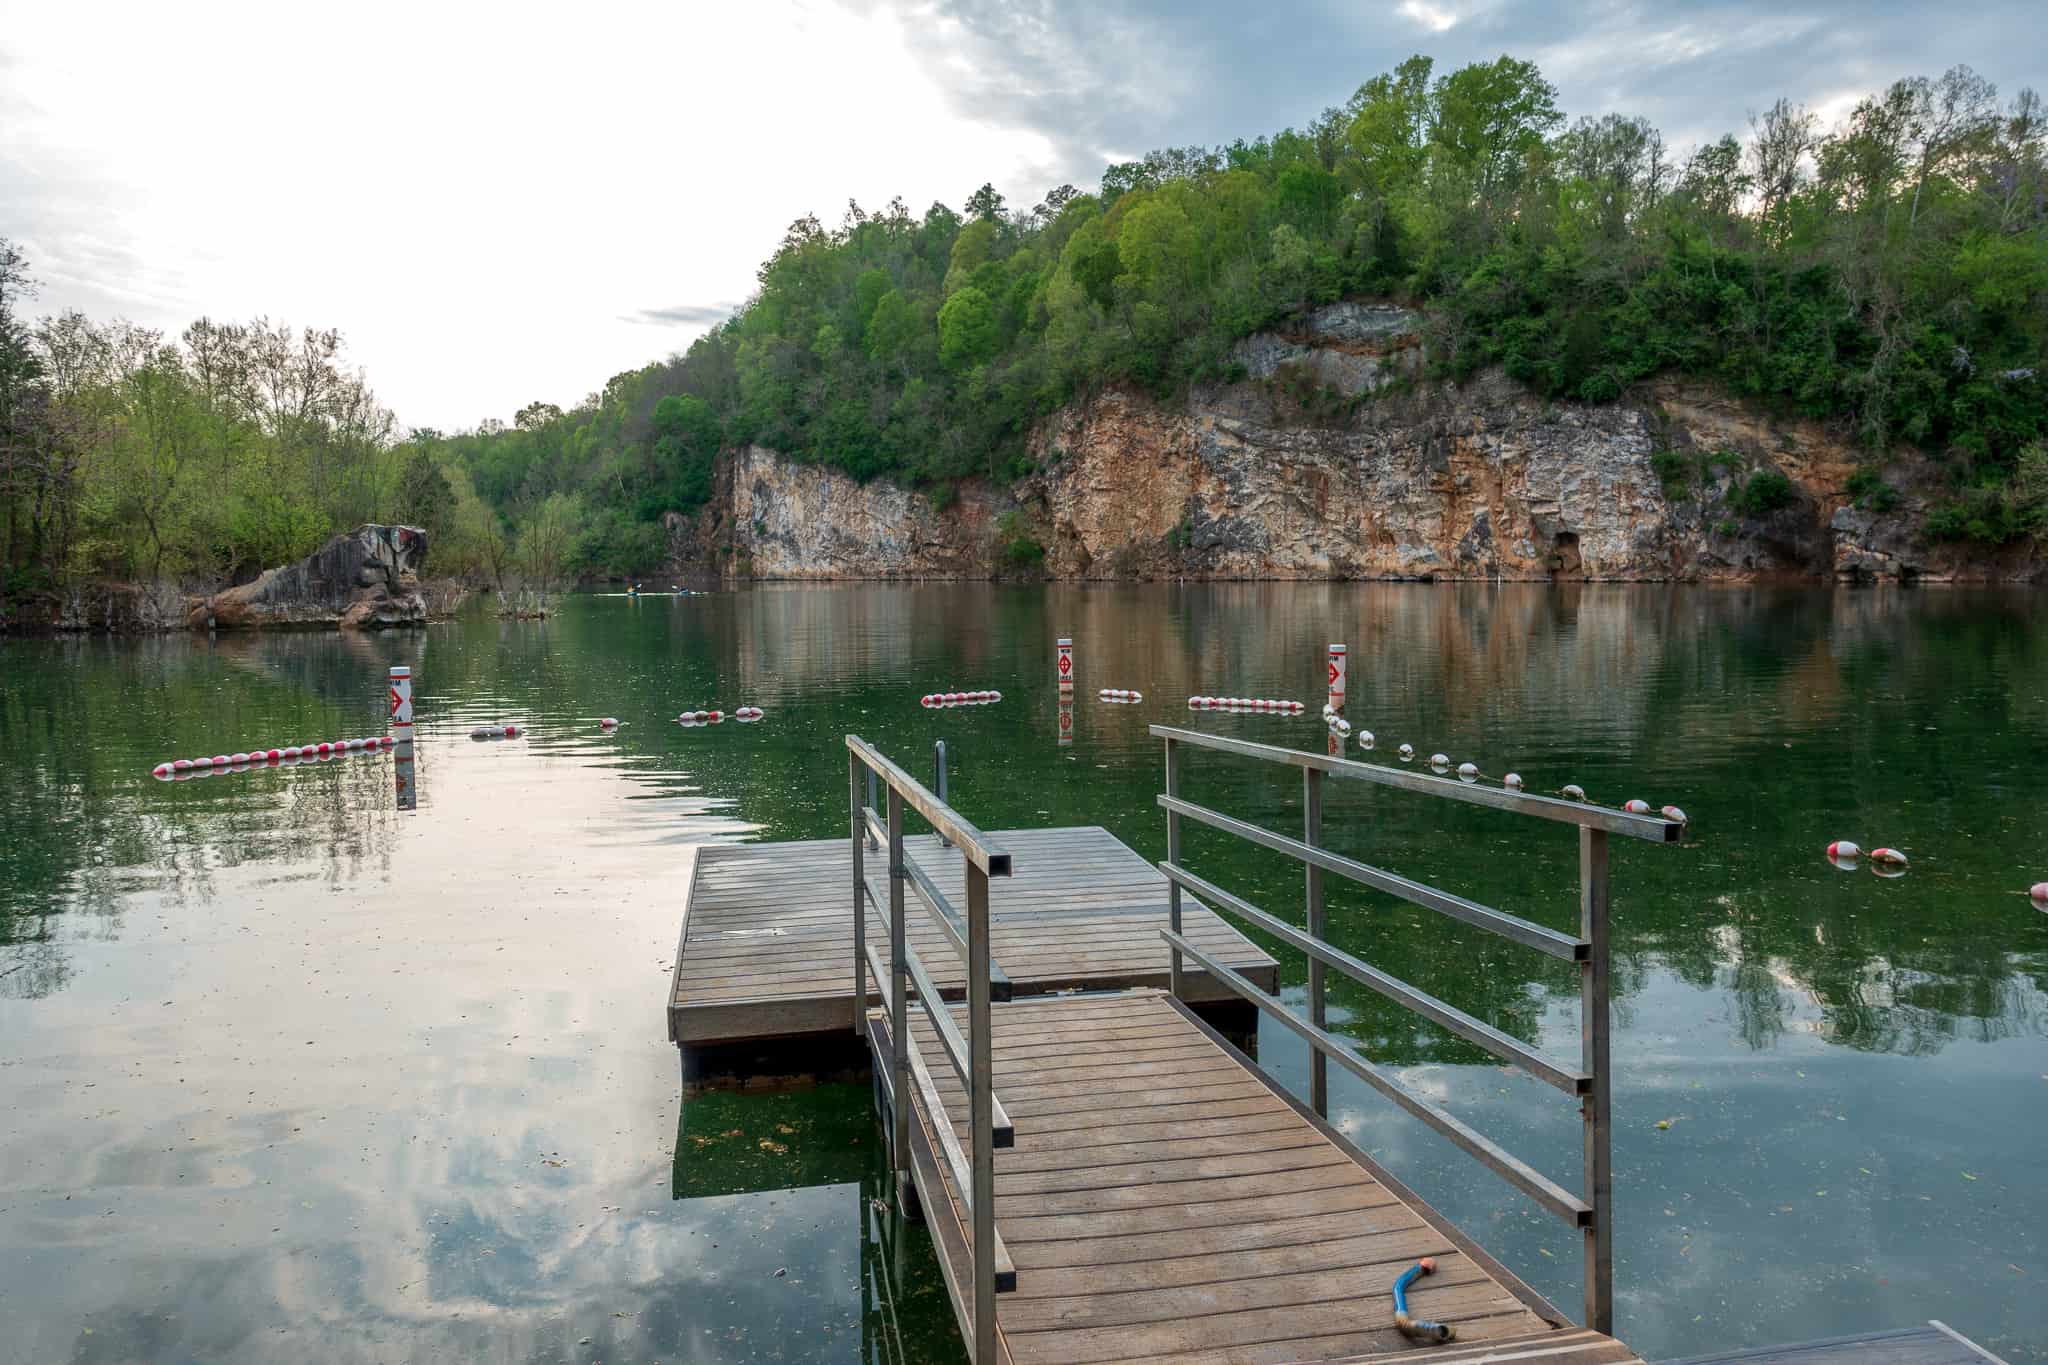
{"left": 2, "top": 584, "right": 2044, "bottom": 1362}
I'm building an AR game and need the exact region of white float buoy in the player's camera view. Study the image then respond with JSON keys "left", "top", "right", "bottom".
{"left": 1428, "top": 753, "right": 1449, "bottom": 769}
{"left": 1398, "top": 744, "right": 1414, "bottom": 761}
{"left": 1503, "top": 772, "right": 1523, "bottom": 790}
{"left": 1660, "top": 805, "right": 1688, "bottom": 824}
{"left": 1870, "top": 847, "right": 1909, "bottom": 866}
{"left": 1562, "top": 784, "right": 1586, "bottom": 801}
{"left": 1457, "top": 762, "right": 1478, "bottom": 780}
{"left": 1624, "top": 799, "right": 1652, "bottom": 814}
{"left": 1358, "top": 729, "right": 1375, "bottom": 749}
{"left": 1826, "top": 840, "right": 1861, "bottom": 859}
{"left": 599, "top": 717, "right": 620, "bottom": 729}
{"left": 2030, "top": 882, "right": 2048, "bottom": 904}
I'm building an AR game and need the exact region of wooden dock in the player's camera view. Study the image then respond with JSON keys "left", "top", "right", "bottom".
{"left": 872, "top": 989, "right": 1642, "bottom": 1364}
{"left": 665, "top": 732, "right": 2000, "bottom": 1365}
{"left": 669, "top": 825, "right": 1278, "bottom": 1046}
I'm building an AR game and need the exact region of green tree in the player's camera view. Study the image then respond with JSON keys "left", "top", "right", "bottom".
{"left": 937, "top": 287, "right": 998, "bottom": 371}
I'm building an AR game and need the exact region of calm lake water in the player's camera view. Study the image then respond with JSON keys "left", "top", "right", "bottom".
{"left": 3, "top": 584, "right": 2046, "bottom": 1364}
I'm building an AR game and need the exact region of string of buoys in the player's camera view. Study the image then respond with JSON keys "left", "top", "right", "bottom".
{"left": 921, "top": 691, "right": 1001, "bottom": 707}
{"left": 470, "top": 724, "right": 521, "bottom": 739}
{"left": 677, "top": 710, "right": 724, "bottom": 724}
{"left": 1188, "top": 696, "right": 1306, "bottom": 712}
{"left": 152, "top": 736, "right": 395, "bottom": 778}
{"left": 1098, "top": 688, "right": 1143, "bottom": 702}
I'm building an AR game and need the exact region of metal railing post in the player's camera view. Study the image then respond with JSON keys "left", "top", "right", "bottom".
{"left": 1580, "top": 825, "right": 1613, "bottom": 1335}
{"left": 967, "top": 861, "right": 997, "bottom": 1363}
{"left": 1304, "top": 766, "right": 1326, "bottom": 1116}
{"left": 935, "top": 740, "right": 950, "bottom": 849}
{"left": 851, "top": 754, "right": 867, "bottom": 1038}
{"left": 888, "top": 789, "right": 910, "bottom": 1199}
{"left": 1164, "top": 735, "right": 1183, "bottom": 999}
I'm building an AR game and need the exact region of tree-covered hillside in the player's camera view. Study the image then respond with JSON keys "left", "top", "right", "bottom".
{"left": 4, "top": 53, "right": 2045, "bottom": 600}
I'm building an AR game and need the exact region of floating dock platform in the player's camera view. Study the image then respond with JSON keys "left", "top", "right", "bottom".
{"left": 669, "top": 825, "right": 1277, "bottom": 1047}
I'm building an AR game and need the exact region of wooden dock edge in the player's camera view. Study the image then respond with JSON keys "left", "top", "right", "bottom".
{"left": 1158, "top": 992, "right": 1575, "bottom": 1332}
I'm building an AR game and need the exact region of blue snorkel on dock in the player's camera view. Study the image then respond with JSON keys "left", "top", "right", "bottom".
{"left": 1393, "top": 1257, "right": 1456, "bottom": 1343}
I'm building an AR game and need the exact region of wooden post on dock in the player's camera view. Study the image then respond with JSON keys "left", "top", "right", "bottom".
{"left": 887, "top": 790, "right": 911, "bottom": 1207}
{"left": 1580, "top": 827, "right": 1614, "bottom": 1334}
{"left": 849, "top": 754, "right": 866, "bottom": 1039}
{"left": 1303, "top": 766, "right": 1326, "bottom": 1114}
{"left": 1164, "top": 735, "right": 1183, "bottom": 999}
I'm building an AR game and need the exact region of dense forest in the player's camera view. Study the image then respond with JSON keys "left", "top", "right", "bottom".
{"left": 3, "top": 53, "right": 2045, "bottom": 601}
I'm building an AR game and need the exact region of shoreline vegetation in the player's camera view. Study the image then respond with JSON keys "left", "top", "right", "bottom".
{"left": 3, "top": 52, "right": 2043, "bottom": 627}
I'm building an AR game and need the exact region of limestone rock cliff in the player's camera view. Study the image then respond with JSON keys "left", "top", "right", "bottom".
{"left": 671, "top": 302, "right": 2039, "bottom": 584}
{"left": 192, "top": 524, "right": 431, "bottom": 629}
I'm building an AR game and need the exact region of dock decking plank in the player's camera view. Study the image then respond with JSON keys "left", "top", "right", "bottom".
{"left": 669, "top": 826, "right": 1279, "bottom": 1045}
{"left": 874, "top": 989, "right": 1639, "bottom": 1365}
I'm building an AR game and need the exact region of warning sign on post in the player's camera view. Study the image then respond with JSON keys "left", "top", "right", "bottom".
{"left": 1056, "top": 637, "right": 1074, "bottom": 690}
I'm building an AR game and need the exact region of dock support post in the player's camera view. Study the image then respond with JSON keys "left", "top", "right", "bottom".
{"left": 1580, "top": 826, "right": 1613, "bottom": 1335}
{"left": 967, "top": 862, "right": 997, "bottom": 1364}
{"left": 1164, "top": 735, "right": 1183, "bottom": 999}
{"left": 1304, "top": 766, "right": 1326, "bottom": 1116}
{"left": 850, "top": 754, "right": 866, "bottom": 1039}
{"left": 889, "top": 789, "right": 911, "bottom": 1203}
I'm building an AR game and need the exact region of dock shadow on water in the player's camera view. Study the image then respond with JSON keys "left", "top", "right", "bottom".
{"left": 671, "top": 1083, "right": 966, "bottom": 1364}
{"left": 1, "top": 583, "right": 2044, "bottom": 1362}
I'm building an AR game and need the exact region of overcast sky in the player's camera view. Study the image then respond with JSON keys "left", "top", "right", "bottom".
{"left": 1, "top": 0, "right": 2035, "bottom": 431}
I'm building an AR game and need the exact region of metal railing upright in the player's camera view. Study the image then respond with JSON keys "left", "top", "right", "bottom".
{"left": 1151, "top": 724, "right": 1682, "bottom": 1336}
{"left": 847, "top": 734, "right": 1015, "bottom": 1363}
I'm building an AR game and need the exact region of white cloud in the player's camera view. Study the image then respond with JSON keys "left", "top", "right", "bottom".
{"left": 1397, "top": 0, "right": 1460, "bottom": 33}
{"left": 0, "top": 0, "right": 1057, "bottom": 430}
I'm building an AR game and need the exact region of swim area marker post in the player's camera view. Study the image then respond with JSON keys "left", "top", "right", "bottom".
{"left": 1056, "top": 637, "right": 1074, "bottom": 690}
{"left": 390, "top": 665, "right": 414, "bottom": 731}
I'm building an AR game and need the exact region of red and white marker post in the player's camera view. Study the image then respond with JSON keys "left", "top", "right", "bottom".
{"left": 1056, "top": 637, "right": 1074, "bottom": 691}
{"left": 390, "top": 665, "right": 413, "bottom": 732}
{"left": 1326, "top": 644, "right": 1347, "bottom": 756}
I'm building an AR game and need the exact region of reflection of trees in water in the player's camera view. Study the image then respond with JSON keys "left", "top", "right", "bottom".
{"left": 0, "top": 630, "right": 406, "bottom": 998}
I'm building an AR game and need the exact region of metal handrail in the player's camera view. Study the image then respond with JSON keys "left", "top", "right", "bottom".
{"left": 1150, "top": 723, "right": 1675, "bottom": 1336}
{"left": 848, "top": 734, "right": 1015, "bottom": 1364}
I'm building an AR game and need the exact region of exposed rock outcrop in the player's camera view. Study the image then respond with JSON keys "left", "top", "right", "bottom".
{"left": 192, "top": 524, "right": 430, "bottom": 630}
{"left": 666, "top": 303, "right": 2040, "bottom": 584}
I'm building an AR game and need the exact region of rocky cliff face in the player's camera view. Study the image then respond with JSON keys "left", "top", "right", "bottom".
{"left": 672, "top": 302, "right": 2039, "bottom": 584}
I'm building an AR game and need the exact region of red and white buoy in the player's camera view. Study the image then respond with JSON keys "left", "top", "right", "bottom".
{"left": 1099, "top": 688, "right": 1142, "bottom": 701}
{"left": 1870, "top": 847, "right": 1909, "bottom": 866}
{"left": 1503, "top": 772, "right": 1523, "bottom": 790}
{"left": 1623, "top": 799, "right": 1652, "bottom": 814}
{"left": 470, "top": 723, "right": 521, "bottom": 739}
{"left": 1826, "top": 840, "right": 1862, "bottom": 860}
{"left": 2029, "top": 882, "right": 2048, "bottom": 904}
{"left": 734, "top": 706, "right": 764, "bottom": 720}
{"left": 598, "top": 717, "right": 620, "bottom": 729}
{"left": 1660, "top": 805, "right": 1688, "bottom": 825}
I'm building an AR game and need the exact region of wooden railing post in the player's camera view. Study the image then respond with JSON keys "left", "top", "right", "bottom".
{"left": 935, "top": 740, "right": 951, "bottom": 849}
{"left": 888, "top": 789, "right": 910, "bottom": 1198}
{"left": 1164, "top": 735, "right": 1183, "bottom": 999}
{"left": 1580, "top": 825, "right": 1613, "bottom": 1335}
{"left": 850, "top": 753, "right": 867, "bottom": 1039}
{"left": 866, "top": 769, "right": 880, "bottom": 847}
{"left": 1304, "top": 765, "right": 1327, "bottom": 1116}
{"left": 966, "top": 860, "right": 997, "bottom": 1364}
